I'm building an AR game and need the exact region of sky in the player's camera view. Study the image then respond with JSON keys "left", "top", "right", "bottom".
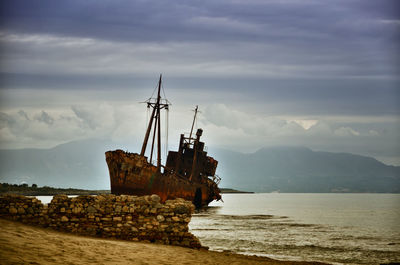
{"left": 0, "top": 0, "right": 399, "bottom": 165}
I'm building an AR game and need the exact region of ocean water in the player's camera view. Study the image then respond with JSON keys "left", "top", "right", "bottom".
{"left": 189, "top": 193, "right": 400, "bottom": 265}
{"left": 35, "top": 195, "right": 77, "bottom": 204}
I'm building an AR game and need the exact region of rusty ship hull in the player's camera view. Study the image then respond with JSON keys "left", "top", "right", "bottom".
{"left": 106, "top": 150, "right": 221, "bottom": 207}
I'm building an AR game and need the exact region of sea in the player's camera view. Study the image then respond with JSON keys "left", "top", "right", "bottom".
{"left": 36, "top": 193, "right": 400, "bottom": 265}
{"left": 189, "top": 193, "right": 400, "bottom": 265}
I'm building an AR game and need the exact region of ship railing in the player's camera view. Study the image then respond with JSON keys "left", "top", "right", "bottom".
{"left": 209, "top": 174, "right": 221, "bottom": 185}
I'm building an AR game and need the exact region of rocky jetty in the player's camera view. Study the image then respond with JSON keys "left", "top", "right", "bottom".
{"left": 0, "top": 194, "right": 201, "bottom": 248}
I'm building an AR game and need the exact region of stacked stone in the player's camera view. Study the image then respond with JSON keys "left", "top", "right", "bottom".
{"left": 0, "top": 194, "right": 201, "bottom": 248}
{"left": 0, "top": 194, "right": 43, "bottom": 224}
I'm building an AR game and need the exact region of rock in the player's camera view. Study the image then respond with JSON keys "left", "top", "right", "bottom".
{"left": 122, "top": 205, "right": 129, "bottom": 213}
{"left": 154, "top": 203, "right": 163, "bottom": 209}
{"left": 87, "top": 206, "right": 97, "bottom": 214}
{"left": 72, "top": 207, "right": 81, "bottom": 214}
{"left": 174, "top": 204, "right": 191, "bottom": 214}
{"left": 157, "top": 215, "right": 165, "bottom": 222}
{"left": 150, "top": 194, "right": 161, "bottom": 203}
{"left": 113, "top": 216, "right": 122, "bottom": 222}
{"left": 52, "top": 194, "right": 68, "bottom": 202}
{"left": 9, "top": 207, "right": 17, "bottom": 214}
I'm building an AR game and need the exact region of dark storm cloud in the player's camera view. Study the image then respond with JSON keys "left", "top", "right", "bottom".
{"left": 1, "top": 0, "right": 398, "bottom": 44}
{"left": 0, "top": 0, "right": 398, "bottom": 80}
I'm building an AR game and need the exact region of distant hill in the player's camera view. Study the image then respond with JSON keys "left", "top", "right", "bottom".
{"left": 0, "top": 139, "right": 116, "bottom": 189}
{"left": 212, "top": 146, "right": 400, "bottom": 193}
{"left": 0, "top": 139, "right": 399, "bottom": 192}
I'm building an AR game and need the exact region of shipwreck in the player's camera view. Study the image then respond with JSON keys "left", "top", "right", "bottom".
{"left": 105, "top": 75, "right": 221, "bottom": 208}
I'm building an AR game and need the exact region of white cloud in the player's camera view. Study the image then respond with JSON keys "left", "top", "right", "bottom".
{"left": 71, "top": 104, "right": 115, "bottom": 131}
{"left": 200, "top": 104, "right": 394, "bottom": 143}
{"left": 202, "top": 103, "right": 307, "bottom": 138}
{"left": 0, "top": 127, "right": 17, "bottom": 143}
{"left": 0, "top": 103, "right": 134, "bottom": 148}
{"left": 0, "top": 102, "right": 399, "bottom": 165}
{"left": 288, "top": 119, "right": 318, "bottom": 130}
{"left": 379, "top": 19, "right": 400, "bottom": 25}
{"left": 34, "top": 111, "right": 54, "bottom": 125}
{"left": 334, "top": 127, "right": 360, "bottom": 137}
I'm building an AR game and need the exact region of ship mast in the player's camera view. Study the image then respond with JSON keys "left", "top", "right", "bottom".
{"left": 140, "top": 74, "right": 169, "bottom": 171}
{"left": 188, "top": 105, "right": 198, "bottom": 144}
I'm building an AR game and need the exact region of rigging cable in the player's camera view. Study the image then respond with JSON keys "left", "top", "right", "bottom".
{"left": 151, "top": 79, "right": 158, "bottom": 99}
{"left": 165, "top": 107, "right": 169, "bottom": 159}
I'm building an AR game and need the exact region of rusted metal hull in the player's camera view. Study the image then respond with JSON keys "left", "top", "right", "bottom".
{"left": 105, "top": 150, "right": 221, "bottom": 208}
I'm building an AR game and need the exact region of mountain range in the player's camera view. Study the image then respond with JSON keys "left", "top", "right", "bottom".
{"left": 0, "top": 139, "right": 399, "bottom": 193}
{"left": 212, "top": 146, "right": 400, "bottom": 193}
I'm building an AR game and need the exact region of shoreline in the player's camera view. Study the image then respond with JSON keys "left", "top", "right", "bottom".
{"left": 0, "top": 183, "right": 254, "bottom": 196}
{"left": 0, "top": 218, "right": 330, "bottom": 265}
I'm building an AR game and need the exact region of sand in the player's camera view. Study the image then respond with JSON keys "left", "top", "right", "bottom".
{"left": 0, "top": 219, "right": 329, "bottom": 265}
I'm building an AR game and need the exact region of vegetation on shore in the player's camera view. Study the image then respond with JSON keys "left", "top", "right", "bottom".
{"left": 0, "top": 183, "right": 110, "bottom": 196}
{"left": 219, "top": 188, "right": 254, "bottom": 194}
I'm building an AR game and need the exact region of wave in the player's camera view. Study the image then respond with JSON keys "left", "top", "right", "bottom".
{"left": 193, "top": 214, "right": 288, "bottom": 220}
{"left": 191, "top": 228, "right": 232, "bottom": 231}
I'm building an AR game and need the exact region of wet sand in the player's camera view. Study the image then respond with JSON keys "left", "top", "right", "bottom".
{"left": 0, "top": 219, "right": 328, "bottom": 265}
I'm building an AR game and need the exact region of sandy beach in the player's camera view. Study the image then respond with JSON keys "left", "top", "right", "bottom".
{"left": 0, "top": 218, "right": 329, "bottom": 265}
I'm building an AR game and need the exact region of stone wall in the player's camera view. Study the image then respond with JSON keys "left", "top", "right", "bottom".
{"left": 0, "top": 194, "right": 201, "bottom": 248}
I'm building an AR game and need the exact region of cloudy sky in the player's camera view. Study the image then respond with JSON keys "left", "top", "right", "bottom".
{"left": 0, "top": 0, "right": 399, "bottom": 165}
